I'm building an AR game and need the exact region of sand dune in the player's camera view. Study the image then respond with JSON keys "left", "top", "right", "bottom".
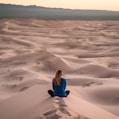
{"left": 0, "top": 19, "right": 119, "bottom": 119}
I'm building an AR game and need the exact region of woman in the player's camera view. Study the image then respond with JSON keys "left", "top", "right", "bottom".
{"left": 48, "top": 70, "right": 70, "bottom": 97}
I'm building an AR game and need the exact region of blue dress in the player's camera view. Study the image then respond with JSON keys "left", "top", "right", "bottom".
{"left": 52, "top": 78, "right": 67, "bottom": 97}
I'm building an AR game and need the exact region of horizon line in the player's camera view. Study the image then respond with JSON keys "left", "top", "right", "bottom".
{"left": 0, "top": 3, "right": 119, "bottom": 12}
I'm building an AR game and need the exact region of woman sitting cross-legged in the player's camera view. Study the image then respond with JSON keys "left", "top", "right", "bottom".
{"left": 48, "top": 69, "right": 70, "bottom": 97}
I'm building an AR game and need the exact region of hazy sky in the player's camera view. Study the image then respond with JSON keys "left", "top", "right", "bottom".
{"left": 0, "top": 0, "right": 119, "bottom": 11}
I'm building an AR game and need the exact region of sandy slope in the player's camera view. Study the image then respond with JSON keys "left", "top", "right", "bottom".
{"left": 0, "top": 19, "right": 119, "bottom": 119}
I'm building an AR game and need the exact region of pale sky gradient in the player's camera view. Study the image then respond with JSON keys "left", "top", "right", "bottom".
{"left": 0, "top": 0, "right": 119, "bottom": 11}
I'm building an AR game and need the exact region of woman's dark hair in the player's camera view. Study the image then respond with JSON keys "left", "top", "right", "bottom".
{"left": 53, "top": 70, "right": 62, "bottom": 86}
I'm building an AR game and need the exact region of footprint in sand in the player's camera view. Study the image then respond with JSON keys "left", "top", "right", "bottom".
{"left": 2, "top": 84, "right": 17, "bottom": 88}
{"left": 76, "top": 115, "right": 90, "bottom": 119}
{"left": 54, "top": 97, "right": 67, "bottom": 106}
{"left": 58, "top": 107, "right": 71, "bottom": 116}
{"left": 19, "top": 87, "right": 29, "bottom": 92}
{"left": 39, "top": 97, "right": 71, "bottom": 119}
{"left": 39, "top": 97, "right": 90, "bottom": 119}
{"left": 82, "top": 81, "right": 103, "bottom": 87}
{"left": 40, "top": 108, "right": 61, "bottom": 119}
{"left": 16, "top": 76, "right": 24, "bottom": 81}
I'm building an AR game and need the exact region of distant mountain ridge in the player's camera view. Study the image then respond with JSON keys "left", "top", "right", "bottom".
{"left": 0, "top": 3, "right": 119, "bottom": 20}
